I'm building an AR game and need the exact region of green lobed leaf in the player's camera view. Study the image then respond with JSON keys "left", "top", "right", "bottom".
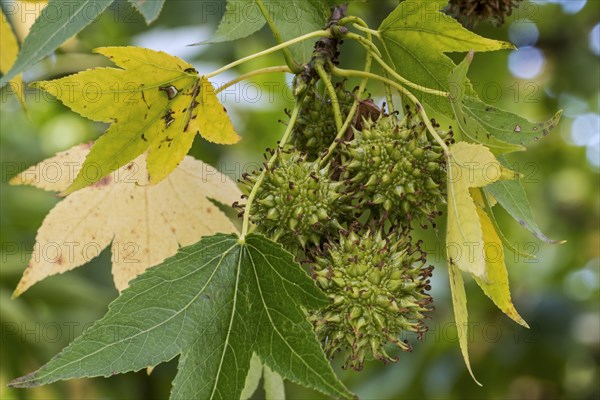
{"left": 128, "top": 0, "right": 165, "bottom": 24}
{"left": 265, "top": 0, "right": 329, "bottom": 63}
{"left": 481, "top": 190, "right": 537, "bottom": 260}
{"left": 207, "top": 0, "right": 267, "bottom": 44}
{"left": 448, "top": 52, "right": 525, "bottom": 154}
{"left": 0, "top": 0, "right": 114, "bottom": 88}
{"left": 486, "top": 158, "right": 564, "bottom": 244}
{"left": 462, "top": 99, "right": 563, "bottom": 146}
{"left": 9, "top": 234, "right": 352, "bottom": 400}
{"left": 378, "top": 0, "right": 513, "bottom": 116}
{"left": 202, "top": 0, "right": 329, "bottom": 63}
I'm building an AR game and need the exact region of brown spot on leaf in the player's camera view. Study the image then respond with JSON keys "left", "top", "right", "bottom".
{"left": 159, "top": 85, "right": 179, "bottom": 100}
{"left": 162, "top": 109, "right": 175, "bottom": 128}
{"left": 93, "top": 176, "right": 112, "bottom": 188}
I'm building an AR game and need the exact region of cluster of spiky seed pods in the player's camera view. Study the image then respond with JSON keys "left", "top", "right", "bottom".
{"left": 292, "top": 84, "right": 355, "bottom": 159}
{"left": 342, "top": 112, "right": 449, "bottom": 226}
{"left": 243, "top": 150, "right": 345, "bottom": 249}
{"left": 446, "top": 0, "right": 523, "bottom": 26}
{"left": 310, "top": 229, "right": 434, "bottom": 369}
{"left": 241, "top": 80, "right": 453, "bottom": 370}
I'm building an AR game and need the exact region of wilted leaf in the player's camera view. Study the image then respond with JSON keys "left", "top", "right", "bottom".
{"left": 448, "top": 52, "right": 525, "bottom": 154}
{"left": 0, "top": 0, "right": 114, "bottom": 88}
{"left": 379, "top": 0, "right": 513, "bottom": 116}
{"left": 470, "top": 189, "right": 529, "bottom": 327}
{"left": 32, "top": 46, "right": 240, "bottom": 194}
{"left": 447, "top": 262, "right": 481, "bottom": 386}
{"left": 10, "top": 143, "right": 240, "bottom": 294}
{"left": 446, "top": 142, "right": 512, "bottom": 279}
{"left": 0, "top": 9, "right": 26, "bottom": 106}
{"left": 9, "top": 234, "right": 353, "bottom": 400}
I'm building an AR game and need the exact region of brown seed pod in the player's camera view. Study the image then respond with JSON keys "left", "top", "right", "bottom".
{"left": 446, "top": 0, "right": 523, "bottom": 27}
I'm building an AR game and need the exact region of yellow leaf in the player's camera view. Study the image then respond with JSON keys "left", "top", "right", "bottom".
{"left": 0, "top": 9, "right": 26, "bottom": 107}
{"left": 32, "top": 46, "right": 240, "bottom": 194}
{"left": 470, "top": 189, "right": 529, "bottom": 328}
{"left": 447, "top": 262, "right": 482, "bottom": 386}
{"left": 446, "top": 159, "right": 523, "bottom": 384}
{"left": 146, "top": 76, "right": 240, "bottom": 183}
{"left": 10, "top": 143, "right": 241, "bottom": 295}
{"left": 446, "top": 142, "right": 511, "bottom": 279}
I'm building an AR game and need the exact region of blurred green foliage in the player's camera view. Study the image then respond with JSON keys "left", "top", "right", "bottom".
{"left": 1, "top": 1, "right": 598, "bottom": 399}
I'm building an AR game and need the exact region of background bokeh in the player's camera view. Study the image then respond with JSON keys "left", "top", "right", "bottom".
{"left": 1, "top": 1, "right": 598, "bottom": 399}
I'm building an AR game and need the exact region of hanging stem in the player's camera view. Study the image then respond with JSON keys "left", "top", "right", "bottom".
{"left": 332, "top": 67, "right": 449, "bottom": 155}
{"left": 215, "top": 66, "right": 291, "bottom": 94}
{"left": 338, "top": 18, "right": 394, "bottom": 112}
{"left": 206, "top": 30, "right": 330, "bottom": 79}
{"left": 320, "top": 34, "right": 374, "bottom": 167}
{"left": 255, "top": 0, "right": 303, "bottom": 73}
{"left": 240, "top": 102, "right": 302, "bottom": 241}
{"left": 337, "top": 16, "right": 380, "bottom": 38}
{"left": 343, "top": 32, "right": 382, "bottom": 57}
{"left": 351, "top": 23, "right": 381, "bottom": 38}
{"left": 343, "top": 33, "right": 449, "bottom": 98}
{"left": 337, "top": 16, "right": 367, "bottom": 28}
{"left": 315, "top": 64, "right": 343, "bottom": 132}
{"left": 383, "top": 71, "right": 395, "bottom": 114}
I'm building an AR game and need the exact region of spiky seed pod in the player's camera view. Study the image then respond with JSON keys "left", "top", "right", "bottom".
{"left": 446, "top": 0, "right": 523, "bottom": 26}
{"left": 243, "top": 148, "right": 344, "bottom": 250}
{"left": 342, "top": 114, "right": 450, "bottom": 226}
{"left": 309, "top": 229, "right": 433, "bottom": 370}
{"left": 292, "top": 84, "right": 355, "bottom": 159}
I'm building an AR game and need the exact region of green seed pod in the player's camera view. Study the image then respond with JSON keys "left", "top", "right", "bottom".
{"left": 291, "top": 84, "right": 355, "bottom": 159}
{"left": 243, "top": 148, "right": 345, "bottom": 251}
{"left": 309, "top": 229, "right": 433, "bottom": 371}
{"left": 342, "top": 113, "right": 450, "bottom": 226}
